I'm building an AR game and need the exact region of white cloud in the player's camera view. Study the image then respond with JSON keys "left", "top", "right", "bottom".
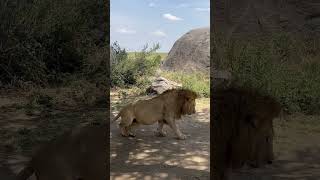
{"left": 195, "top": 8, "right": 210, "bottom": 12}
{"left": 116, "top": 28, "right": 136, "bottom": 34}
{"left": 148, "top": 2, "right": 155, "bottom": 7}
{"left": 152, "top": 30, "right": 167, "bottom": 37}
{"left": 163, "top": 13, "right": 183, "bottom": 21}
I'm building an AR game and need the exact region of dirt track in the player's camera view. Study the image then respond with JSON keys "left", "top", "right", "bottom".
{"left": 110, "top": 94, "right": 210, "bottom": 180}
{"left": 0, "top": 93, "right": 107, "bottom": 180}
{"left": 110, "top": 93, "right": 320, "bottom": 180}
{"left": 230, "top": 114, "right": 320, "bottom": 180}
{"left": 1, "top": 93, "right": 320, "bottom": 180}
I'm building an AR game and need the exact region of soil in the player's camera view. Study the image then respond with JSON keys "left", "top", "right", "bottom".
{"left": 0, "top": 91, "right": 319, "bottom": 180}
{"left": 110, "top": 93, "right": 211, "bottom": 180}
{"left": 231, "top": 113, "right": 320, "bottom": 180}
{"left": 0, "top": 91, "right": 107, "bottom": 180}
{"left": 110, "top": 92, "right": 320, "bottom": 180}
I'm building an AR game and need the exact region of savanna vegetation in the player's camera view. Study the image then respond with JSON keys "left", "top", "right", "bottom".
{"left": 213, "top": 32, "right": 320, "bottom": 114}
{"left": 111, "top": 42, "right": 210, "bottom": 98}
{"left": 0, "top": 0, "right": 108, "bottom": 154}
{"left": 0, "top": 0, "right": 108, "bottom": 107}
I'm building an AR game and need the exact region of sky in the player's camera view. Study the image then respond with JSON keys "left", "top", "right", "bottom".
{"left": 111, "top": 0, "right": 210, "bottom": 52}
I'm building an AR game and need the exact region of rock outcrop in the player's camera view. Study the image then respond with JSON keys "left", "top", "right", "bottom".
{"left": 146, "top": 77, "right": 182, "bottom": 95}
{"left": 162, "top": 27, "right": 210, "bottom": 73}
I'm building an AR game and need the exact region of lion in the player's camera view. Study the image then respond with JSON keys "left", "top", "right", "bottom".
{"left": 112, "top": 89, "right": 198, "bottom": 140}
{"left": 212, "top": 86, "right": 281, "bottom": 180}
{"left": 16, "top": 123, "right": 107, "bottom": 180}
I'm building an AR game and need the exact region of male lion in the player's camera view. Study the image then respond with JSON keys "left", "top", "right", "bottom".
{"left": 16, "top": 123, "right": 107, "bottom": 180}
{"left": 212, "top": 86, "right": 281, "bottom": 180}
{"left": 112, "top": 89, "right": 198, "bottom": 140}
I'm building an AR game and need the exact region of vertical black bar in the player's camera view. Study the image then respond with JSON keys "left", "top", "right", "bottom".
{"left": 210, "top": 0, "right": 214, "bottom": 179}
{"left": 105, "top": 0, "right": 110, "bottom": 179}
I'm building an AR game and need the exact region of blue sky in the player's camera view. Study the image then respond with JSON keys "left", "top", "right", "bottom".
{"left": 111, "top": 0, "right": 210, "bottom": 52}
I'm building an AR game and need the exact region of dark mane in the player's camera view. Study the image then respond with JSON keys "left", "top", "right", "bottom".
{"left": 160, "top": 88, "right": 197, "bottom": 96}
{"left": 160, "top": 88, "right": 177, "bottom": 95}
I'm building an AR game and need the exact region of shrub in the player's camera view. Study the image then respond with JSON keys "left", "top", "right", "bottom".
{"left": 0, "top": 0, "right": 106, "bottom": 86}
{"left": 111, "top": 42, "right": 161, "bottom": 88}
{"left": 161, "top": 71, "right": 210, "bottom": 98}
{"left": 214, "top": 33, "right": 320, "bottom": 114}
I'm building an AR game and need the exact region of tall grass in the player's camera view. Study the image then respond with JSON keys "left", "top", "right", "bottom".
{"left": 214, "top": 32, "right": 320, "bottom": 114}
{"left": 161, "top": 71, "right": 210, "bottom": 98}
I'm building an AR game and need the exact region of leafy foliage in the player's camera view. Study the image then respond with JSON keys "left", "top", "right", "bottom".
{"left": 0, "top": 0, "right": 107, "bottom": 86}
{"left": 111, "top": 42, "right": 161, "bottom": 88}
{"left": 214, "top": 33, "right": 320, "bottom": 114}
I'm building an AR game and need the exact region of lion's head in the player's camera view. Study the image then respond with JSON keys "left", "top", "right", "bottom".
{"left": 161, "top": 89, "right": 198, "bottom": 117}
{"left": 244, "top": 94, "right": 281, "bottom": 167}
{"left": 212, "top": 86, "right": 282, "bottom": 179}
{"left": 178, "top": 89, "right": 198, "bottom": 115}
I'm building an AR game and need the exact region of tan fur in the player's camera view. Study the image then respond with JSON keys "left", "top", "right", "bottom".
{"left": 113, "top": 89, "right": 198, "bottom": 140}
{"left": 212, "top": 87, "right": 281, "bottom": 180}
{"left": 16, "top": 123, "right": 107, "bottom": 180}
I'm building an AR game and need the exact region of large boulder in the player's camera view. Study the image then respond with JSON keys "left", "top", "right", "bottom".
{"left": 162, "top": 27, "right": 209, "bottom": 73}
{"left": 146, "top": 77, "right": 182, "bottom": 95}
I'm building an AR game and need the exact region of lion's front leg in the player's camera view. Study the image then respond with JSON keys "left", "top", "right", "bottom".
{"left": 166, "top": 119, "right": 186, "bottom": 140}
{"left": 119, "top": 119, "right": 132, "bottom": 137}
{"left": 127, "top": 122, "right": 139, "bottom": 137}
{"left": 155, "top": 120, "right": 166, "bottom": 137}
{"left": 120, "top": 126, "right": 129, "bottom": 137}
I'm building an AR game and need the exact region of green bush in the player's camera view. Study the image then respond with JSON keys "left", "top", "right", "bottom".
{"left": 0, "top": 0, "right": 107, "bottom": 86}
{"left": 111, "top": 42, "right": 161, "bottom": 88}
{"left": 68, "top": 80, "right": 107, "bottom": 106}
{"left": 161, "top": 71, "right": 210, "bottom": 98}
{"left": 215, "top": 33, "right": 320, "bottom": 114}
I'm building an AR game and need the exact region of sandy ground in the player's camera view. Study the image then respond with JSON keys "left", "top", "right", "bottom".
{"left": 0, "top": 93, "right": 107, "bottom": 180}
{"left": 110, "top": 94, "right": 211, "bottom": 180}
{"left": 1, "top": 92, "right": 320, "bottom": 180}
{"left": 230, "top": 114, "right": 320, "bottom": 180}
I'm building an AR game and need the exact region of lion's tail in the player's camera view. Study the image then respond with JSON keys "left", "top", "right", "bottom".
{"left": 16, "top": 163, "right": 34, "bottom": 180}
{"left": 112, "top": 113, "right": 121, "bottom": 122}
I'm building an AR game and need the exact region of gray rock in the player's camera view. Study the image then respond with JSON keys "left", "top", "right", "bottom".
{"left": 146, "top": 77, "right": 182, "bottom": 95}
{"left": 162, "top": 27, "right": 210, "bottom": 73}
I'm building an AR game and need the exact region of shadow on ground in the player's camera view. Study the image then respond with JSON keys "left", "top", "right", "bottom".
{"left": 230, "top": 115, "right": 320, "bottom": 180}
{"left": 0, "top": 97, "right": 107, "bottom": 178}
{"left": 231, "top": 147, "right": 320, "bottom": 180}
{"left": 110, "top": 94, "right": 210, "bottom": 180}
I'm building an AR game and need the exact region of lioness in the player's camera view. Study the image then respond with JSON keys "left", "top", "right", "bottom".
{"left": 16, "top": 123, "right": 107, "bottom": 180}
{"left": 112, "top": 89, "right": 198, "bottom": 140}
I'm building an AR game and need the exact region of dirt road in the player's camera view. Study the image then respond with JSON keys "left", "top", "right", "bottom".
{"left": 1, "top": 92, "right": 319, "bottom": 180}
{"left": 231, "top": 114, "right": 320, "bottom": 180}
{"left": 110, "top": 94, "right": 211, "bottom": 180}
